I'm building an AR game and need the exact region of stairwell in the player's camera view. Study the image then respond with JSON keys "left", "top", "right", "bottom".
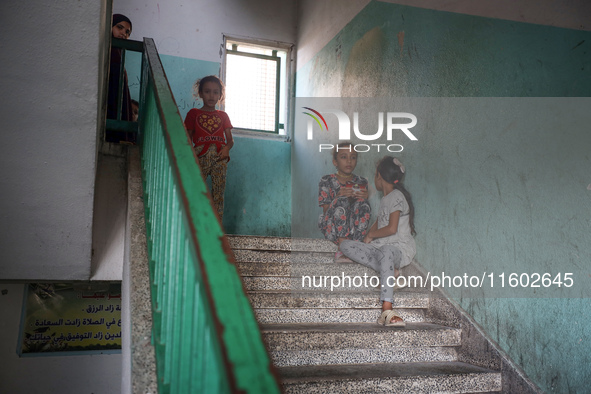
{"left": 228, "top": 235, "right": 541, "bottom": 394}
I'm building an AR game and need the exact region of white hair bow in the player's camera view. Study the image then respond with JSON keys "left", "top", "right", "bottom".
{"left": 393, "top": 158, "right": 405, "bottom": 173}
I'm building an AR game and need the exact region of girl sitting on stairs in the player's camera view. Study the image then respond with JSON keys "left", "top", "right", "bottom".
{"left": 318, "top": 142, "right": 371, "bottom": 262}
{"left": 340, "top": 157, "right": 416, "bottom": 327}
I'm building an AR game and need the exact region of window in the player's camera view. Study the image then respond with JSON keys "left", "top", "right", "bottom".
{"left": 223, "top": 37, "right": 291, "bottom": 135}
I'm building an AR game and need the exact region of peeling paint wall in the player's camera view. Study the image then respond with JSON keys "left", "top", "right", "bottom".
{"left": 295, "top": 1, "right": 591, "bottom": 392}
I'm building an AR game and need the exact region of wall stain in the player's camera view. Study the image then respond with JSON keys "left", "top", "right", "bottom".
{"left": 335, "top": 33, "right": 342, "bottom": 61}
{"left": 572, "top": 40, "right": 585, "bottom": 50}
{"left": 342, "top": 27, "right": 386, "bottom": 97}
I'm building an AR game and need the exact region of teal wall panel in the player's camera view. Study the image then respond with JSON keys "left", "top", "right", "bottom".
{"left": 224, "top": 137, "right": 291, "bottom": 236}
{"left": 295, "top": 2, "right": 591, "bottom": 392}
{"left": 125, "top": 52, "right": 220, "bottom": 118}
{"left": 297, "top": 3, "right": 590, "bottom": 97}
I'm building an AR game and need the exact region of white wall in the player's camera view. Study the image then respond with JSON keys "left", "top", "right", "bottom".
{"left": 114, "top": 0, "right": 297, "bottom": 62}
{"left": 91, "top": 154, "right": 127, "bottom": 280}
{"left": 0, "top": 1, "right": 104, "bottom": 280}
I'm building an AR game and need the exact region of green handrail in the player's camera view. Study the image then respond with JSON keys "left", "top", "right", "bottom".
{"left": 138, "top": 37, "right": 280, "bottom": 393}
{"left": 106, "top": 38, "right": 143, "bottom": 136}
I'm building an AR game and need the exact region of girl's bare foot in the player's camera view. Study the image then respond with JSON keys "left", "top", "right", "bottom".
{"left": 335, "top": 238, "right": 353, "bottom": 262}
{"left": 388, "top": 313, "right": 404, "bottom": 324}
{"left": 334, "top": 251, "right": 353, "bottom": 263}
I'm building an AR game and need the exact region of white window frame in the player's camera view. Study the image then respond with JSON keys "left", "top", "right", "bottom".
{"left": 221, "top": 34, "right": 294, "bottom": 141}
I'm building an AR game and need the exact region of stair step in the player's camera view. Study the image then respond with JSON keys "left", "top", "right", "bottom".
{"left": 262, "top": 323, "right": 461, "bottom": 350}
{"left": 234, "top": 249, "right": 429, "bottom": 287}
{"left": 238, "top": 261, "right": 430, "bottom": 282}
{"left": 229, "top": 235, "right": 335, "bottom": 252}
{"left": 248, "top": 290, "right": 429, "bottom": 309}
{"left": 234, "top": 249, "right": 426, "bottom": 276}
{"left": 243, "top": 276, "right": 390, "bottom": 292}
{"left": 279, "top": 362, "right": 502, "bottom": 393}
{"left": 262, "top": 322, "right": 460, "bottom": 366}
{"left": 243, "top": 276, "right": 428, "bottom": 292}
{"left": 270, "top": 346, "right": 458, "bottom": 367}
{"left": 237, "top": 260, "right": 374, "bottom": 277}
{"left": 234, "top": 249, "right": 334, "bottom": 264}
{"left": 254, "top": 307, "right": 425, "bottom": 324}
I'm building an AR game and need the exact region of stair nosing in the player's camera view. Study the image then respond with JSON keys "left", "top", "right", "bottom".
{"left": 278, "top": 361, "right": 502, "bottom": 382}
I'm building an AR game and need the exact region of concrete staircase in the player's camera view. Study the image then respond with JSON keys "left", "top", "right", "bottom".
{"left": 228, "top": 235, "right": 505, "bottom": 393}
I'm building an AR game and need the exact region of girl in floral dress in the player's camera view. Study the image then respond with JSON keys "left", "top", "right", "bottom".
{"left": 318, "top": 142, "right": 371, "bottom": 262}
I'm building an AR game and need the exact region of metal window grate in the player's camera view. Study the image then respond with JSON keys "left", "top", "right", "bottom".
{"left": 225, "top": 49, "right": 281, "bottom": 133}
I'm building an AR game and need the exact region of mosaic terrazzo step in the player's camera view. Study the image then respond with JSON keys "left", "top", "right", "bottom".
{"left": 236, "top": 260, "right": 373, "bottom": 277}
{"left": 233, "top": 249, "right": 335, "bottom": 265}
{"left": 233, "top": 248, "right": 429, "bottom": 283}
{"left": 279, "top": 362, "right": 502, "bottom": 393}
{"left": 229, "top": 234, "right": 335, "bottom": 252}
{"left": 238, "top": 259, "right": 428, "bottom": 282}
{"left": 233, "top": 247, "right": 425, "bottom": 271}
{"left": 242, "top": 275, "right": 392, "bottom": 292}
{"left": 270, "top": 346, "right": 458, "bottom": 367}
{"left": 262, "top": 322, "right": 460, "bottom": 366}
{"left": 242, "top": 274, "right": 429, "bottom": 292}
{"left": 238, "top": 256, "right": 426, "bottom": 287}
{"left": 253, "top": 307, "right": 425, "bottom": 324}
{"left": 263, "top": 322, "right": 461, "bottom": 350}
{"left": 247, "top": 289, "right": 428, "bottom": 309}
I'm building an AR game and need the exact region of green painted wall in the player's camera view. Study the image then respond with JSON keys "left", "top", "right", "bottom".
{"left": 295, "top": 2, "right": 591, "bottom": 392}
{"left": 126, "top": 53, "right": 291, "bottom": 236}
{"left": 225, "top": 137, "right": 291, "bottom": 236}
{"left": 297, "top": 3, "right": 590, "bottom": 97}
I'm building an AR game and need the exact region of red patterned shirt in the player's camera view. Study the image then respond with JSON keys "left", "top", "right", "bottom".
{"left": 184, "top": 109, "right": 233, "bottom": 157}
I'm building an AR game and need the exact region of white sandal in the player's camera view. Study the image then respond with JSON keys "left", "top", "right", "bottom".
{"left": 377, "top": 310, "right": 406, "bottom": 327}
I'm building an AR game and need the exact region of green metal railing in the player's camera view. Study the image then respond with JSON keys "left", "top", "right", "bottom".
{"left": 136, "top": 37, "right": 280, "bottom": 393}
{"left": 106, "top": 37, "right": 143, "bottom": 138}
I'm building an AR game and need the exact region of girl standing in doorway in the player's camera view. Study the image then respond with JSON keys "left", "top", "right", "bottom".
{"left": 184, "top": 75, "right": 234, "bottom": 221}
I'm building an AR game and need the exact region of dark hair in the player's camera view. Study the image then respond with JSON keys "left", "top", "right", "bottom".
{"left": 332, "top": 141, "right": 354, "bottom": 160}
{"left": 377, "top": 156, "right": 416, "bottom": 235}
{"left": 193, "top": 75, "right": 225, "bottom": 104}
{"left": 112, "top": 14, "right": 132, "bottom": 31}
